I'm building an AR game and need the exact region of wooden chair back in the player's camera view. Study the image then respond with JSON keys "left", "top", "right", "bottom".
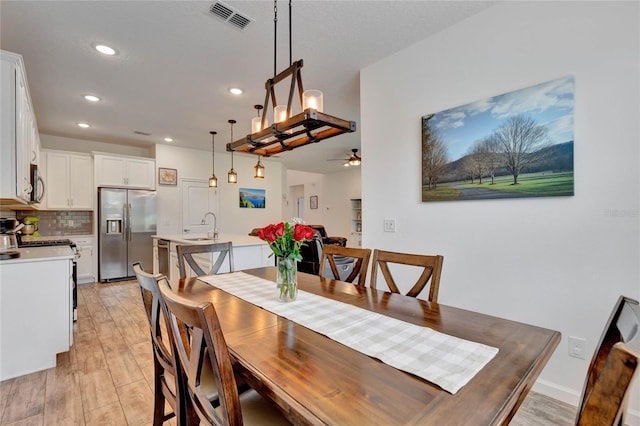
{"left": 133, "top": 262, "right": 185, "bottom": 425}
{"left": 157, "top": 278, "right": 244, "bottom": 426}
{"left": 577, "top": 342, "right": 638, "bottom": 426}
{"left": 576, "top": 296, "right": 640, "bottom": 425}
{"left": 320, "top": 245, "right": 371, "bottom": 287}
{"left": 370, "top": 249, "right": 444, "bottom": 302}
{"left": 176, "top": 241, "right": 234, "bottom": 279}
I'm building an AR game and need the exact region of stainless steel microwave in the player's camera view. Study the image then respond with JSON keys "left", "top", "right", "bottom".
{"left": 30, "top": 164, "right": 44, "bottom": 203}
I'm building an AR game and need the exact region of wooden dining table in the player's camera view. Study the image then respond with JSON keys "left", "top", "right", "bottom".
{"left": 175, "top": 267, "right": 560, "bottom": 425}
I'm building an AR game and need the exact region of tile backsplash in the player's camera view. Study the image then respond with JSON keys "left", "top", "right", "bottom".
{"left": 17, "top": 210, "right": 93, "bottom": 236}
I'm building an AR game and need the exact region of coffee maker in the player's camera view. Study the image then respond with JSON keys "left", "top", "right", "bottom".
{"left": 0, "top": 218, "right": 23, "bottom": 259}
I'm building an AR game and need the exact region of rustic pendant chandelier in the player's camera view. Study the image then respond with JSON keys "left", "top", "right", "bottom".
{"left": 226, "top": 0, "right": 355, "bottom": 158}
{"left": 209, "top": 131, "right": 218, "bottom": 188}
{"left": 227, "top": 120, "right": 238, "bottom": 184}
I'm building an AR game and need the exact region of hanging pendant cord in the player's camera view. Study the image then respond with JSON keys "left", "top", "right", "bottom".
{"left": 210, "top": 131, "right": 216, "bottom": 173}
{"left": 289, "top": 0, "right": 292, "bottom": 66}
{"left": 273, "top": 0, "right": 277, "bottom": 78}
{"left": 230, "top": 122, "right": 234, "bottom": 167}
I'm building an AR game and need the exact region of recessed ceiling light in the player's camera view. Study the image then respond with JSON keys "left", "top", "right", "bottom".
{"left": 77, "top": 122, "right": 90, "bottom": 128}
{"left": 83, "top": 95, "right": 101, "bottom": 102}
{"left": 163, "top": 137, "right": 174, "bottom": 142}
{"left": 229, "top": 88, "right": 243, "bottom": 95}
{"left": 94, "top": 44, "right": 117, "bottom": 56}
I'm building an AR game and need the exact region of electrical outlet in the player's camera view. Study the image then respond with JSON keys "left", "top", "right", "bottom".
{"left": 383, "top": 218, "right": 396, "bottom": 232}
{"left": 68, "top": 219, "right": 74, "bottom": 227}
{"left": 568, "top": 336, "right": 587, "bottom": 359}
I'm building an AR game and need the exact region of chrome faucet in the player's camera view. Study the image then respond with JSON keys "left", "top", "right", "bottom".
{"left": 201, "top": 212, "right": 218, "bottom": 239}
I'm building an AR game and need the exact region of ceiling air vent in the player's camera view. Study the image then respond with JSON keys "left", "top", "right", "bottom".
{"left": 133, "top": 130, "right": 152, "bottom": 136}
{"left": 208, "top": 1, "right": 253, "bottom": 30}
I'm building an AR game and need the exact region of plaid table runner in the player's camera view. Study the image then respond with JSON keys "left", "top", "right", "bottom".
{"left": 200, "top": 272, "right": 498, "bottom": 394}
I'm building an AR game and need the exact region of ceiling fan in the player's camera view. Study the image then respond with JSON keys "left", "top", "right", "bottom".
{"left": 328, "top": 149, "right": 362, "bottom": 167}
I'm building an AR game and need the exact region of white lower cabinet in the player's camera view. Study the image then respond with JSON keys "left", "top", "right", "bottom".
{"left": 72, "top": 236, "right": 95, "bottom": 283}
{"left": 0, "top": 257, "right": 72, "bottom": 380}
{"left": 161, "top": 240, "right": 271, "bottom": 282}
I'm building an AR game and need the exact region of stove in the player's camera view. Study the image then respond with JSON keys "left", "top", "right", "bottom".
{"left": 18, "top": 238, "right": 76, "bottom": 248}
{"left": 19, "top": 238, "right": 79, "bottom": 321}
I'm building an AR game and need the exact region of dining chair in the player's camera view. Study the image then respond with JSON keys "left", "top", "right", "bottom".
{"left": 370, "top": 249, "right": 444, "bottom": 302}
{"left": 320, "top": 244, "right": 371, "bottom": 287}
{"left": 157, "top": 278, "right": 291, "bottom": 426}
{"left": 177, "top": 241, "right": 234, "bottom": 279}
{"left": 575, "top": 295, "right": 640, "bottom": 425}
{"left": 133, "top": 262, "right": 187, "bottom": 425}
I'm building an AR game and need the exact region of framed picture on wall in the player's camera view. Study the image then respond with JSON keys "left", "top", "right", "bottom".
{"left": 310, "top": 195, "right": 318, "bottom": 209}
{"left": 240, "top": 188, "right": 266, "bottom": 208}
{"left": 421, "top": 75, "right": 574, "bottom": 202}
{"left": 158, "top": 167, "right": 178, "bottom": 185}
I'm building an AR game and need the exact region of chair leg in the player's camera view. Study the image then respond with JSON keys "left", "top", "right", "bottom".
{"left": 152, "top": 360, "right": 167, "bottom": 426}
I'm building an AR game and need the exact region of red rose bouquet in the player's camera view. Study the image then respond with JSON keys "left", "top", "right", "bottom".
{"left": 257, "top": 221, "right": 315, "bottom": 262}
{"left": 257, "top": 221, "right": 315, "bottom": 301}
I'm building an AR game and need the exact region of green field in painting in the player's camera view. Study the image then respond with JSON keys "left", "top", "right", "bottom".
{"left": 421, "top": 186, "right": 461, "bottom": 201}
{"left": 459, "top": 172, "right": 574, "bottom": 196}
{"left": 422, "top": 172, "right": 574, "bottom": 201}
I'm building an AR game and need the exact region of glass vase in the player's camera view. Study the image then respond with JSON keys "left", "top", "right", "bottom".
{"left": 276, "top": 256, "right": 298, "bottom": 302}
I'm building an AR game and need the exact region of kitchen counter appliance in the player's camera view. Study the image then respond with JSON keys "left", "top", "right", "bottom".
{"left": 98, "top": 188, "right": 156, "bottom": 281}
{"left": 0, "top": 218, "right": 22, "bottom": 259}
{"left": 18, "top": 237, "right": 79, "bottom": 320}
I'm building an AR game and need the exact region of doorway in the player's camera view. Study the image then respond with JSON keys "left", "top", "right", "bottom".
{"left": 180, "top": 179, "right": 219, "bottom": 235}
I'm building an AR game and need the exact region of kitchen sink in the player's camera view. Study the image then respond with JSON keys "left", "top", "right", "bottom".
{"left": 183, "top": 237, "right": 216, "bottom": 241}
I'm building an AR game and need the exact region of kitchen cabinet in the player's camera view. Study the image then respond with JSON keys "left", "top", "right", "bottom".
{"left": 0, "top": 248, "right": 74, "bottom": 380}
{"left": 42, "top": 150, "right": 93, "bottom": 209}
{"left": 71, "top": 236, "right": 95, "bottom": 283}
{"left": 0, "top": 50, "right": 38, "bottom": 205}
{"left": 94, "top": 154, "right": 155, "bottom": 189}
{"left": 153, "top": 235, "right": 271, "bottom": 282}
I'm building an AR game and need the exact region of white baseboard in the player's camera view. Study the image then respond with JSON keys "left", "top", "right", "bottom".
{"left": 533, "top": 379, "right": 640, "bottom": 426}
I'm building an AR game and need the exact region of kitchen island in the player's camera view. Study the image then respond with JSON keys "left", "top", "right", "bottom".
{"left": 0, "top": 246, "right": 74, "bottom": 380}
{"left": 152, "top": 233, "right": 272, "bottom": 282}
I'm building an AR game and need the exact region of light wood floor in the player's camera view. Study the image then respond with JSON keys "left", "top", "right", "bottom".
{"left": 0, "top": 280, "right": 576, "bottom": 425}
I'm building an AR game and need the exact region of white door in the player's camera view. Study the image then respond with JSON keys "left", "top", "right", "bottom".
{"left": 297, "top": 196, "right": 305, "bottom": 220}
{"left": 181, "top": 179, "right": 218, "bottom": 235}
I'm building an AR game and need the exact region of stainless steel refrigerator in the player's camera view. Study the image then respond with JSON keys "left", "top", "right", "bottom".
{"left": 98, "top": 188, "right": 156, "bottom": 281}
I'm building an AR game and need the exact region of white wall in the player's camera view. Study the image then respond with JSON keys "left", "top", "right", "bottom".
{"left": 155, "top": 144, "right": 284, "bottom": 235}
{"left": 287, "top": 167, "right": 361, "bottom": 242}
{"left": 40, "top": 134, "right": 153, "bottom": 158}
{"left": 361, "top": 0, "right": 639, "bottom": 417}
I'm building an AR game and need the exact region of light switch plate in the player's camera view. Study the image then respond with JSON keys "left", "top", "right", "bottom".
{"left": 383, "top": 218, "right": 396, "bottom": 232}
{"left": 568, "top": 336, "right": 586, "bottom": 359}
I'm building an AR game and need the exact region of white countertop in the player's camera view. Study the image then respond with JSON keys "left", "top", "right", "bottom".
{"left": 0, "top": 246, "right": 75, "bottom": 264}
{"left": 152, "top": 233, "right": 267, "bottom": 247}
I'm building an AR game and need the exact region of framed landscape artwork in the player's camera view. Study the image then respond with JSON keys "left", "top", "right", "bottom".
{"left": 239, "top": 188, "right": 266, "bottom": 208}
{"left": 422, "top": 76, "right": 574, "bottom": 202}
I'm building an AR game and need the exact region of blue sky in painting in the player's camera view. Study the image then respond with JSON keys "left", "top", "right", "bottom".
{"left": 427, "top": 76, "right": 574, "bottom": 161}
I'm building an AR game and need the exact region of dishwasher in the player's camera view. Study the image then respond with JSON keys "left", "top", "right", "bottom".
{"left": 157, "top": 239, "right": 170, "bottom": 276}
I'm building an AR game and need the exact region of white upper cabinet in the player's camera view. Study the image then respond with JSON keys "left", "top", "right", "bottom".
{"left": 43, "top": 150, "right": 93, "bottom": 210}
{"left": 0, "top": 50, "right": 37, "bottom": 205}
{"left": 94, "top": 154, "right": 155, "bottom": 190}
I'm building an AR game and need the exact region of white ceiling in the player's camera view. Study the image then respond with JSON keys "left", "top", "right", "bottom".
{"left": 0, "top": 1, "right": 495, "bottom": 173}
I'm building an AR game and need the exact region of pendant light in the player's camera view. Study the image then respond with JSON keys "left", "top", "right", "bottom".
{"left": 227, "top": 120, "right": 238, "bottom": 184}
{"left": 254, "top": 155, "right": 265, "bottom": 179}
{"left": 209, "top": 131, "right": 218, "bottom": 188}
{"left": 251, "top": 105, "right": 266, "bottom": 133}
{"left": 227, "top": 0, "right": 355, "bottom": 158}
